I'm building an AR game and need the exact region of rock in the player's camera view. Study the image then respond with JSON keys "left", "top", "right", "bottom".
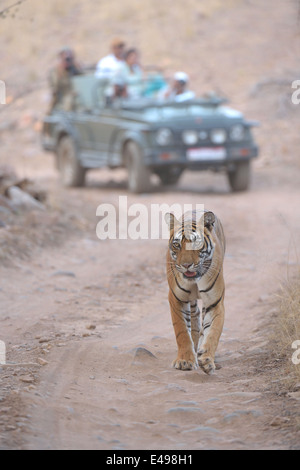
{"left": 177, "top": 401, "right": 199, "bottom": 406}
{"left": 52, "top": 271, "right": 76, "bottom": 278}
{"left": 20, "top": 375, "right": 35, "bottom": 384}
{"left": 223, "top": 409, "right": 263, "bottom": 422}
{"left": 222, "top": 392, "right": 262, "bottom": 399}
{"left": 183, "top": 426, "right": 221, "bottom": 434}
{"left": 38, "top": 337, "right": 52, "bottom": 344}
{"left": 270, "top": 416, "right": 290, "bottom": 427}
{"left": 115, "top": 379, "right": 129, "bottom": 385}
{"left": 0, "top": 219, "right": 6, "bottom": 228}
{"left": 5, "top": 425, "right": 17, "bottom": 431}
{"left": 287, "top": 392, "right": 300, "bottom": 401}
{"left": 37, "top": 358, "right": 48, "bottom": 366}
{"left": 258, "top": 294, "right": 271, "bottom": 303}
{"left": 132, "top": 347, "right": 157, "bottom": 360}
{"left": 7, "top": 186, "right": 46, "bottom": 211}
{"left": 293, "top": 383, "right": 300, "bottom": 392}
{"left": 167, "top": 407, "right": 205, "bottom": 414}
{"left": 166, "top": 384, "right": 186, "bottom": 392}
{"left": 16, "top": 179, "right": 47, "bottom": 203}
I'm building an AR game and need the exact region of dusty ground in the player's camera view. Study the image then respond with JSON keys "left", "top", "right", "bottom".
{"left": 1, "top": 0, "right": 300, "bottom": 451}
{"left": 0, "top": 163, "right": 300, "bottom": 450}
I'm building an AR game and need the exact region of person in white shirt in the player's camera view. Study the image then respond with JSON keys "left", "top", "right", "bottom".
{"left": 95, "top": 38, "right": 126, "bottom": 79}
{"left": 161, "top": 71, "right": 195, "bottom": 102}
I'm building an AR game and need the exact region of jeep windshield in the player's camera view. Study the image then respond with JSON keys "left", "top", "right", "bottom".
{"left": 120, "top": 97, "right": 229, "bottom": 121}
{"left": 141, "top": 104, "right": 221, "bottom": 121}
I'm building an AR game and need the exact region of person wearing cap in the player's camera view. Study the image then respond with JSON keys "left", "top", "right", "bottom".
{"left": 48, "top": 48, "right": 82, "bottom": 112}
{"left": 95, "top": 38, "right": 126, "bottom": 79}
{"left": 161, "top": 71, "right": 195, "bottom": 102}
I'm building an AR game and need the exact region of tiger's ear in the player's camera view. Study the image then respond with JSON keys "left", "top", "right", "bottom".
{"left": 165, "top": 213, "right": 179, "bottom": 232}
{"left": 203, "top": 211, "right": 215, "bottom": 231}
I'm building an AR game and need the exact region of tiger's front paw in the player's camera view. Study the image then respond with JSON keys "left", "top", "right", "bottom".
{"left": 198, "top": 350, "right": 216, "bottom": 375}
{"left": 172, "top": 353, "right": 198, "bottom": 371}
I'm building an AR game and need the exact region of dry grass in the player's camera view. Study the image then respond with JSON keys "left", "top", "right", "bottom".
{"left": 271, "top": 272, "right": 300, "bottom": 391}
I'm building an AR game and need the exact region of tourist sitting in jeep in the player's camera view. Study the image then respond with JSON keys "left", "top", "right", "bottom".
{"left": 159, "top": 71, "right": 195, "bottom": 102}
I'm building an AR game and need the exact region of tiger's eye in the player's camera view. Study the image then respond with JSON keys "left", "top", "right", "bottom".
{"left": 193, "top": 239, "right": 204, "bottom": 250}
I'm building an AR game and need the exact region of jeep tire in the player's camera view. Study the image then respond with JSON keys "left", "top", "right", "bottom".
{"left": 125, "top": 141, "right": 152, "bottom": 193}
{"left": 57, "top": 136, "right": 86, "bottom": 188}
{"left": 157, "top": 168, "right": 183, "bottom": 186}
{"left": 227, "top": 160, "right": 251, "bottom": 192}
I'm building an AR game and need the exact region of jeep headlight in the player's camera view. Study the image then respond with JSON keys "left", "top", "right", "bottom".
{"left": 182, "top": 130, "right": 198, "bottom": 146}
{"left": 230, "top": 124, "right": 245, "bottom": 141}
{"left": 210, "top": 129, "right": 227, "bottom": 144}
{"left": 156, "top": 128, "right": 172, "bottom": 146}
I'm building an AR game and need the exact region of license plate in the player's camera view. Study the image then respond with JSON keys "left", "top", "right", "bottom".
{"left": 187, "top": 147, "right": 226, "bottom": 161}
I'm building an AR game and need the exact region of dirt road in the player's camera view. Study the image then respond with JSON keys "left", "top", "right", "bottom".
{"left": 0, "top": 165, "right": 299, "bottom": 450}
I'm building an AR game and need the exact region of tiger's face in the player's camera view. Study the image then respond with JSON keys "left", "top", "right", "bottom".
{"left": 166, "top": 211, "right": 215, "bottom": 282}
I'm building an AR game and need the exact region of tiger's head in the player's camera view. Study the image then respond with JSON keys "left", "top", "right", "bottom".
{"left": 165, "top": 211, "right": 216, "bottom": 282}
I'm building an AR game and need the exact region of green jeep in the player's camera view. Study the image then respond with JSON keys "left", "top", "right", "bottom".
{"left": 42, "top": 74, "right": 259, "bottom": 193}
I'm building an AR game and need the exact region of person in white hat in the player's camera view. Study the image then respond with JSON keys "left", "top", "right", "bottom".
{"left": 161, "top": 71, "right": 195, "bottom": 102}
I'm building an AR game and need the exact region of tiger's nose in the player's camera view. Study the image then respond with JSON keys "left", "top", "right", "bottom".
{"left": 182, "top": 263, "right": 193, "bottom": 270}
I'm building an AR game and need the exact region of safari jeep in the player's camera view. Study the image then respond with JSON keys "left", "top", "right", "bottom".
{"left": 41, "top": 74, "right": 259, "bottom": 193}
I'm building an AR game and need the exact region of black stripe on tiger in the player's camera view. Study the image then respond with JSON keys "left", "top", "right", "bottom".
{"left": 205, "top": 289, "right": 225, "bottom": 314}
{"left": 199, "top": 267, "right": 221, "bottom": 294}
{"left": 171, "top": 266, "right": 191, "bottom": 294}
{"left": 204, "top": 233, "right": 213, "bottom": 253}
{"left": 200, "top": 257, "right": 213, "bottom": 276}
{"left": 169, "top": 285, "right": 186, "bottom": 304}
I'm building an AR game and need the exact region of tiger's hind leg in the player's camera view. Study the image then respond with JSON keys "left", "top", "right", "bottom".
{"left": 198, "top": 291, "right": 225, "bottom": 375}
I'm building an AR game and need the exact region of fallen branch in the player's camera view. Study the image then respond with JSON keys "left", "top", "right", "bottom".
{"left": 0, "top": 0, "right": 27, "bottom": 18}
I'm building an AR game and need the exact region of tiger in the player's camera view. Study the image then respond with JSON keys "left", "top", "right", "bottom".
{"left": 165, "top": 210, "right": 226, "bottom": 375}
